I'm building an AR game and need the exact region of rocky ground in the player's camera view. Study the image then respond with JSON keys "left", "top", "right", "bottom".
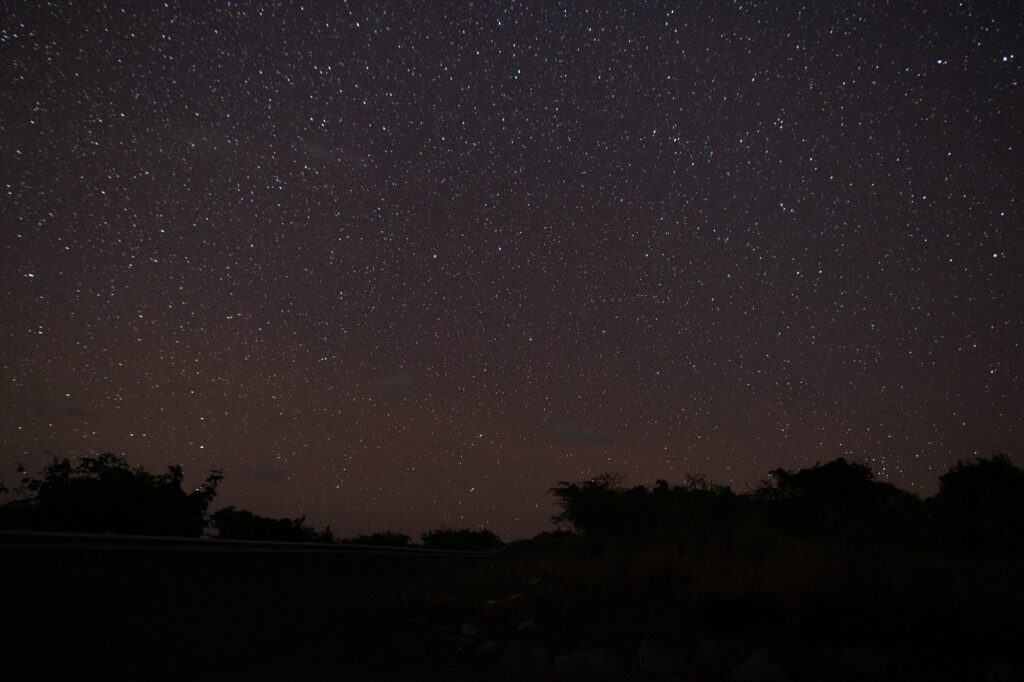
{"left": 8, "top": 532, "right": 1021, "bottom": 680}
{"left": 202, "top": 562, "right": 1021, "bottom": 682}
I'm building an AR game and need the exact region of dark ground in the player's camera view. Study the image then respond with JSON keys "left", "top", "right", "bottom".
{"left": 5, "top": 536, "right": 1021, "bottom": 681}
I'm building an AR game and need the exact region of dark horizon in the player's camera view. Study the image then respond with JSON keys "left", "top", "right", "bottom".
{"left": 4, "top": 448, "right": 1021, "bottom": 542}
{"left": 2, "top": 450, "right": 1019, "bottom": 545}
{"left": 2, "top": 1, "right": 1021, "bottom": 540}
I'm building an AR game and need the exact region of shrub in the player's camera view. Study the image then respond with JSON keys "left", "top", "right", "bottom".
{"left": 421, "top": 527, "right": 503, "bottom": 550}
{"left": 210, "top": 505, "right": 333, "bottom": 543}
{"left": 930, "top": 454, "right": 1024, "bottom": 554}
{"left": 339, "top": 530, "right": 411, "bottom": 547}
{"left": 1, "top": 453, "right": 221, "bottom": 537}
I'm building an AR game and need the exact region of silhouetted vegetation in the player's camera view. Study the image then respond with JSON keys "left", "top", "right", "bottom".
{"left": 551, "top": 455, "right": 1022, "bottom": 557}
{"left": 0, "top": 453, "right": 336, "bottom": 543}
{"left": 753, "top": 457, "right": 921, "bottom": 540}
{"left": 532, "top": 528, "right": 577, "bottom": 540}
{"left": 929, "top": 453, "right": 1024, "bottom": 554}
{"left": 0, "top": 453, "right": 221, "bottom": 537}
{"left": 550, "top": 472, "right": 738, "bottom": 545}
{"left": 338, "top": 530, "right": 411, "bottom": 547}
{"left": 210, "top": 505, "right": 334, "bottom": 543}
{"left": 420, "top": 527, "right": 503, "bottom": 550}
{"left": 4, "top": 451, "right": 1023, "bottom": 680}
{"left": 4, "top": 452, "right": 1020, "bottom": 559}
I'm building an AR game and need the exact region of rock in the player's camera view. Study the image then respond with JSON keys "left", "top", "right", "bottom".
{"left": 837, "top": 645, "right": 887, "bottom": 680}
{"left": 389, "top": 634, "right": 428, "bottom": 658}
{"left": 500, "top": 640, "right": 549, "bottom": 670}
{"left": 554, "top": 649, "right": 620, "bottom": 672}
{"left": 692, "top": 638, "right": 750, "bottom": 675}
{"left": 427, "top": 624, "right": 455, "bottom": 637}
{"left": 437, "top": 634, "right": 477, "bottom": 653}
{"left": 727, "top": 648, "right": 791, "bottom": 682}
{"left": 484, "top": 593, "right": 526, "bottom": 613}
{"left": 472, "top": 639, "right": 499, "bottom": 658}
{"left": 638, "top": 636, "right": 690, "bottom": 674}
{"left": 459, "top": 622, "right": 481, "bottom": 637}
{"left": 516, "top": 618, "right": 536, "bottom": 631}
{"left": 978, "top": 657, "right": 1019, "bottom": 682}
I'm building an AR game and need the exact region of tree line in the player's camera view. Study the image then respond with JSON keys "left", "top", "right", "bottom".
{"left": 0, "top": 453, "right": 501, "bottom": 550}
{"left": 550, "top": 454, "right": 1024, "bottom": 556}
{"left": 2, "top": 451, "right": 1022, "bottom": 555}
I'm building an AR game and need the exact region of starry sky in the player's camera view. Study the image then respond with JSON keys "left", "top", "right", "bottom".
{"left": 1, "top": 1, "right": 1021, "bottom": 539}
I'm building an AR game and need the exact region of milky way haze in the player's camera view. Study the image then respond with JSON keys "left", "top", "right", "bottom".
{"left": 1, "top": 2, "right": 1021, "bottom": 538}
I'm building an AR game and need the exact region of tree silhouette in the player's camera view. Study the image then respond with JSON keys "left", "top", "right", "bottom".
{"left": 339, "top": 530, "right": 411, "bottom": 547}
{"left": 931, "top": 454, "right": 1024, "bottom": 554}
{"left": 550, "top": 472, "right": 737, "bottom": 542}
{"left": 420, "top": 527, "right": 503, "bottom": 550}
{"left": 0, "top": 453, "right": 222, "bottom": 537}
{"left": 210, "top": 505, "right": 333, "bottom": 543}
{"left": 755, "top": 457, "right": 876, "bottom": 500}
{"left": 753, "top": 457, "right": 918, "bottom": 537}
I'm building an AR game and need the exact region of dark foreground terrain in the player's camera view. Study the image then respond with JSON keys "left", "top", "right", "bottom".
{"left": 4, "top": 455, "right": 1023, "bottom": 680}
{"left": 4, "top": 532, "right": 1022, "bottom": 681}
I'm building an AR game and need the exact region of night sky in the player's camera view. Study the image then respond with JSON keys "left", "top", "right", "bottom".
{"left": 1, "top": 1, "right": 1021, "bottom": 539}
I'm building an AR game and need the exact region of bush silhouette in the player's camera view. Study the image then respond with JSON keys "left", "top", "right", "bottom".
{"left": 532, "top": 528, "right": 576, "bottom": 540}
{"left": 931, "top": 454, "right": 1024, "bottom": 554}
{"left": 420, "top": 527, "right": 503, "bottom": 550}
{"left": 339, "top": 530, "right": 411, "bottom": 547}
{"left": 753, "top": 457, "right": 918, "bottom": 537}
{"left": 550, "top": 473, "right": 737, "bottom": 543}
{"left": 547, "top": 456, "right": 1024, "bottom": 557}
{"left": 0, "top": 453, "right": 221, "bottom": 537}
{"left": 755, "top": 457, "right": 875, "bottom": 500}
{"left": 5, "top": 450, "right": 1021, "bottom": 560}
{"left": 210, "top": 505, "right": 333, "bottom": 543}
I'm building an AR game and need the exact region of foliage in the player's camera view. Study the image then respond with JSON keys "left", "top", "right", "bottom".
{"left": 753, "top": 457, "right": 919, "bottom": 538}
{"left": 5, "top": 450, "right": 1022, "bottom": 559}
{"left": 421, "top": 527, "right": 503, "bottom": 550}
{"left": 550, "top": 472, "right": 737, "bottom": 543}
{"left": 0, "top": 452, "right": 334, "bottom": 543}
{"left": 754, "top": 457, "right": 876, "bottom": 500}
{"left": 210, "top": 505, "right": 333, "bottom": 543}
{"left": 930, "top": 454, "right": 1024, "bottom": 554}
{"left": 936, "top": 453, "right": 1024, "bottom": 503}
{"left": 0, "top": 453, "right": 221, "bottom": 537}
{"left": 550, "top": 455, "right": 1024, "bottom": 557}
{"left": 339, "top": 530, "right": 411, "bottom": 547}
{"left": 532, "top": 528, "right": 576, "bottom": 540}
